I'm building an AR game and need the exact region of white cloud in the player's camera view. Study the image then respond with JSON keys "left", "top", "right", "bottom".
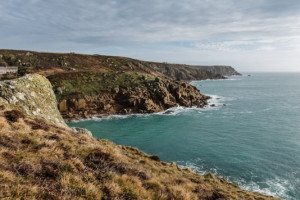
{"left": 0, "top": 0, "right": 300, "bottom": 71}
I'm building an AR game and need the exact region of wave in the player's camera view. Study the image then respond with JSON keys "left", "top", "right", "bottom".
{"left": 238, "top": 178, "right": 293, "bottom": 200}
{"left": 68, "top": 94, "right": 233, "bottom": 123}
{"left": 176, "top": 159, "right": 216, "bottom": 175}
{"left": 190, "top": 77, "right": 242, "bottom": 84}
{"left": 261, "top": 107, "right": 273, "bottom": 112}
{"left": 69, "top": 113, "right": 146, "bottom": 123}
{"left": 205, "top": 94, "right": 235, "bottom": 109}
{"left": 176, "top": 159, "right": 294, "bottom": 200}
{"left": 69, "top": 106, "right": 203, "bottom": 123}
{"left": 238, "top": 111, "right": 253, "bottom": 114}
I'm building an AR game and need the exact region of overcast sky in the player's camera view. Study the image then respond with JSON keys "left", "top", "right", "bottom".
{"left": 1, "top": 0, "right": 300, "bottom": 72}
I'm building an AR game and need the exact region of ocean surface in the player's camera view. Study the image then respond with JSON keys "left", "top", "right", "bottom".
{"left": 69, "top": 73, "right": 300, "bottom": 200}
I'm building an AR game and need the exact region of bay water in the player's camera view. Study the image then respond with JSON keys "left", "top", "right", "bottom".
{"left": 69, "top": 73, "right": 300, "bottom": 199}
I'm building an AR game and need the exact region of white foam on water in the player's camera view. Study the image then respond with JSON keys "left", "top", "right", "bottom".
{"left": 176, "top": 159, "right": 220, "bottom": 176}
{"left": 175, "top": 160, "right": 294, "bottom": 200}
{"left": 238, "top": 110, "right": 253, "bottom": 114}
{"left": 69, "top": 113, "right": 140, "bottom": 123}
{"left": 238, "top": 178, "right": 294, "bottom": 200}
{"left": 154, "top": 106, "right": 203, "bottom": 116}
{"left": 68, "top": 92, "right": 236, "bottom": 124}
{"left": 69, "top": 108, "right": 193, "bottom": 123}
{"left": 203, "top": 94, "right": 235, "bottom": 111}
{"left": 191, "top": 78, "right": 241, "bottom": 83}
{"left": 261, "top": 107, "right": 273, "bottom": 112}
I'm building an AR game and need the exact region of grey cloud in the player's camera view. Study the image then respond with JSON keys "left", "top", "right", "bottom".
{"left": 0, "top": 0, "right": 300, "bottom": 71}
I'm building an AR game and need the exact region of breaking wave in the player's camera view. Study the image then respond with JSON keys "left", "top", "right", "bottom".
{"left": 176, "top": 159, "right": 294, "bottom": 200}
{"left": 69, "top": 93, "right": 233, "bottom": 123}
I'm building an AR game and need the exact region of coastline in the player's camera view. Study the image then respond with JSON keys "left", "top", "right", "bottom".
{"left": 64, "top": 77, "right": 237, "bottom": 122}
{"left": 0, "top": 73, "right": 280, "bottom": 199}
{"left": 65, "top": 93, "right": 231, "bottom": 123}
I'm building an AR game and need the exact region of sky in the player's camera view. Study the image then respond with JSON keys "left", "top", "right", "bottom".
{"left": 1, "top": 0, "right": 300, "bottom": 72}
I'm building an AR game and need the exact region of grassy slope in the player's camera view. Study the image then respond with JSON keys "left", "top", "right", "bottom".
{"left": 0, "top": 104, "right": 278, "bottom": 200}
{"left": 47, "top": 71, "right": 154, "bottom": 101}
{"left": 0, "top": 49, "right": 240, "bottom": 80}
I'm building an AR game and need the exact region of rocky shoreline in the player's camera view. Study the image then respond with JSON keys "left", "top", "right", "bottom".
{"left": 48, "top": 71, "right": 210, "bottom": 121}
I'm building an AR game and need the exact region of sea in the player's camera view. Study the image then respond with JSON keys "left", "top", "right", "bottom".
{"left": 69, "top": 73, "right": 300, "bottom": 200}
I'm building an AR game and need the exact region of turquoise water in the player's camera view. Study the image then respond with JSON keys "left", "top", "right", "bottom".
{"left": 69, "top": 73, "right": 300, "bottom": 199}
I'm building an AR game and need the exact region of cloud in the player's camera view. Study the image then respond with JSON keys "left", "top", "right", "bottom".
{"left": 0, "top": 0, "right": 300, "bottom": 71}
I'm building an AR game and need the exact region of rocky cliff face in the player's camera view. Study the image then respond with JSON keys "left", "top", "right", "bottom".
{"left": 0, "top": 74, "right": 67, "bottom": 127}
{"left": 147, "top": 63, "right": 241, "bottom": 80}
{"left": 48, "top": 71, "right": 209, "bottom": 120}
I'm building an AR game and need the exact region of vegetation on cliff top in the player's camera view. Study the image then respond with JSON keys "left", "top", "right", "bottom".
{"left": 0, "top": 49, "right": 241, "bottom": 81}
{"left": 47, "top": 71, "right": 155, "bottom": 101}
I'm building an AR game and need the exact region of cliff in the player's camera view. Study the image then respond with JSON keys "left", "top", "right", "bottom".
{"left": 48, "top": 71, "right": 209, "bottom": 120}
{"left": 0, "top": 49, "right": 241, "bottom": 80}
{"left": 0, "top": 74, "right": 66, "bottom": 127}
{"left": 144, "top": 62, "right": 241, "bottom": 80}
{"left": 0, "top": 74, "right": 278, "bottom": 200}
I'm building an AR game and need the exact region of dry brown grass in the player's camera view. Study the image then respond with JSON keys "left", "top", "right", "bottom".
{"left": 0, "top": 104, "right": 280, "bottom": 200}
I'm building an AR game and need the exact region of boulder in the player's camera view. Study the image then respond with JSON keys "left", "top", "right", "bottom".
{"left": 0, "top": 74, "right": 67, "bottom": 128}
{"left": 59, "top": 100, "right": 67, "bottom": 111}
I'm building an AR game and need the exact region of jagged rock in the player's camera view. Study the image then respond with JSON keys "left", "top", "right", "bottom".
{"left": 48, "top": 71, "right": 209, "bottom": 120}
{"left": 76, "top": 99, "right": 86, "bottom": 109}
{"left": 59, "top": 99, "right": 67, "bottom": 111}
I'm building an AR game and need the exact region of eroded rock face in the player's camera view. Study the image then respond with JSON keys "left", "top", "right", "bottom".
{"left": 0, "top": 74, "right": 67, "bottom": 127}
{"left": 53, "top": 74, "right": 209, "bottom": 120}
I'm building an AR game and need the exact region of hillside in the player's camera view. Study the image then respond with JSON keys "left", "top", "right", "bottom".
{"left": 0, "top": 74, "right": 278, "bottom": 200}
{"left": 0, "top": 49, "right": 241, "bottom": 80}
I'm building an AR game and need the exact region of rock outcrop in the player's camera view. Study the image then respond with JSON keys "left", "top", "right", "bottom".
{"left": 0, "top": 74, "right": 67, "bottom": 127}
{"left": 145, "top": 63, "right": 241, "bottom": 80}
{"left": 48, "top": 71, "right": 209, "bottom": 120}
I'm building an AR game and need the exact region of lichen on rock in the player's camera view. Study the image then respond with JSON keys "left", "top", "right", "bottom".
{"left": 71, "top": 127, "right": 93, "bottom": 137}
{"left": 0, "top": 74, "right": 67, "bottom": 127}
